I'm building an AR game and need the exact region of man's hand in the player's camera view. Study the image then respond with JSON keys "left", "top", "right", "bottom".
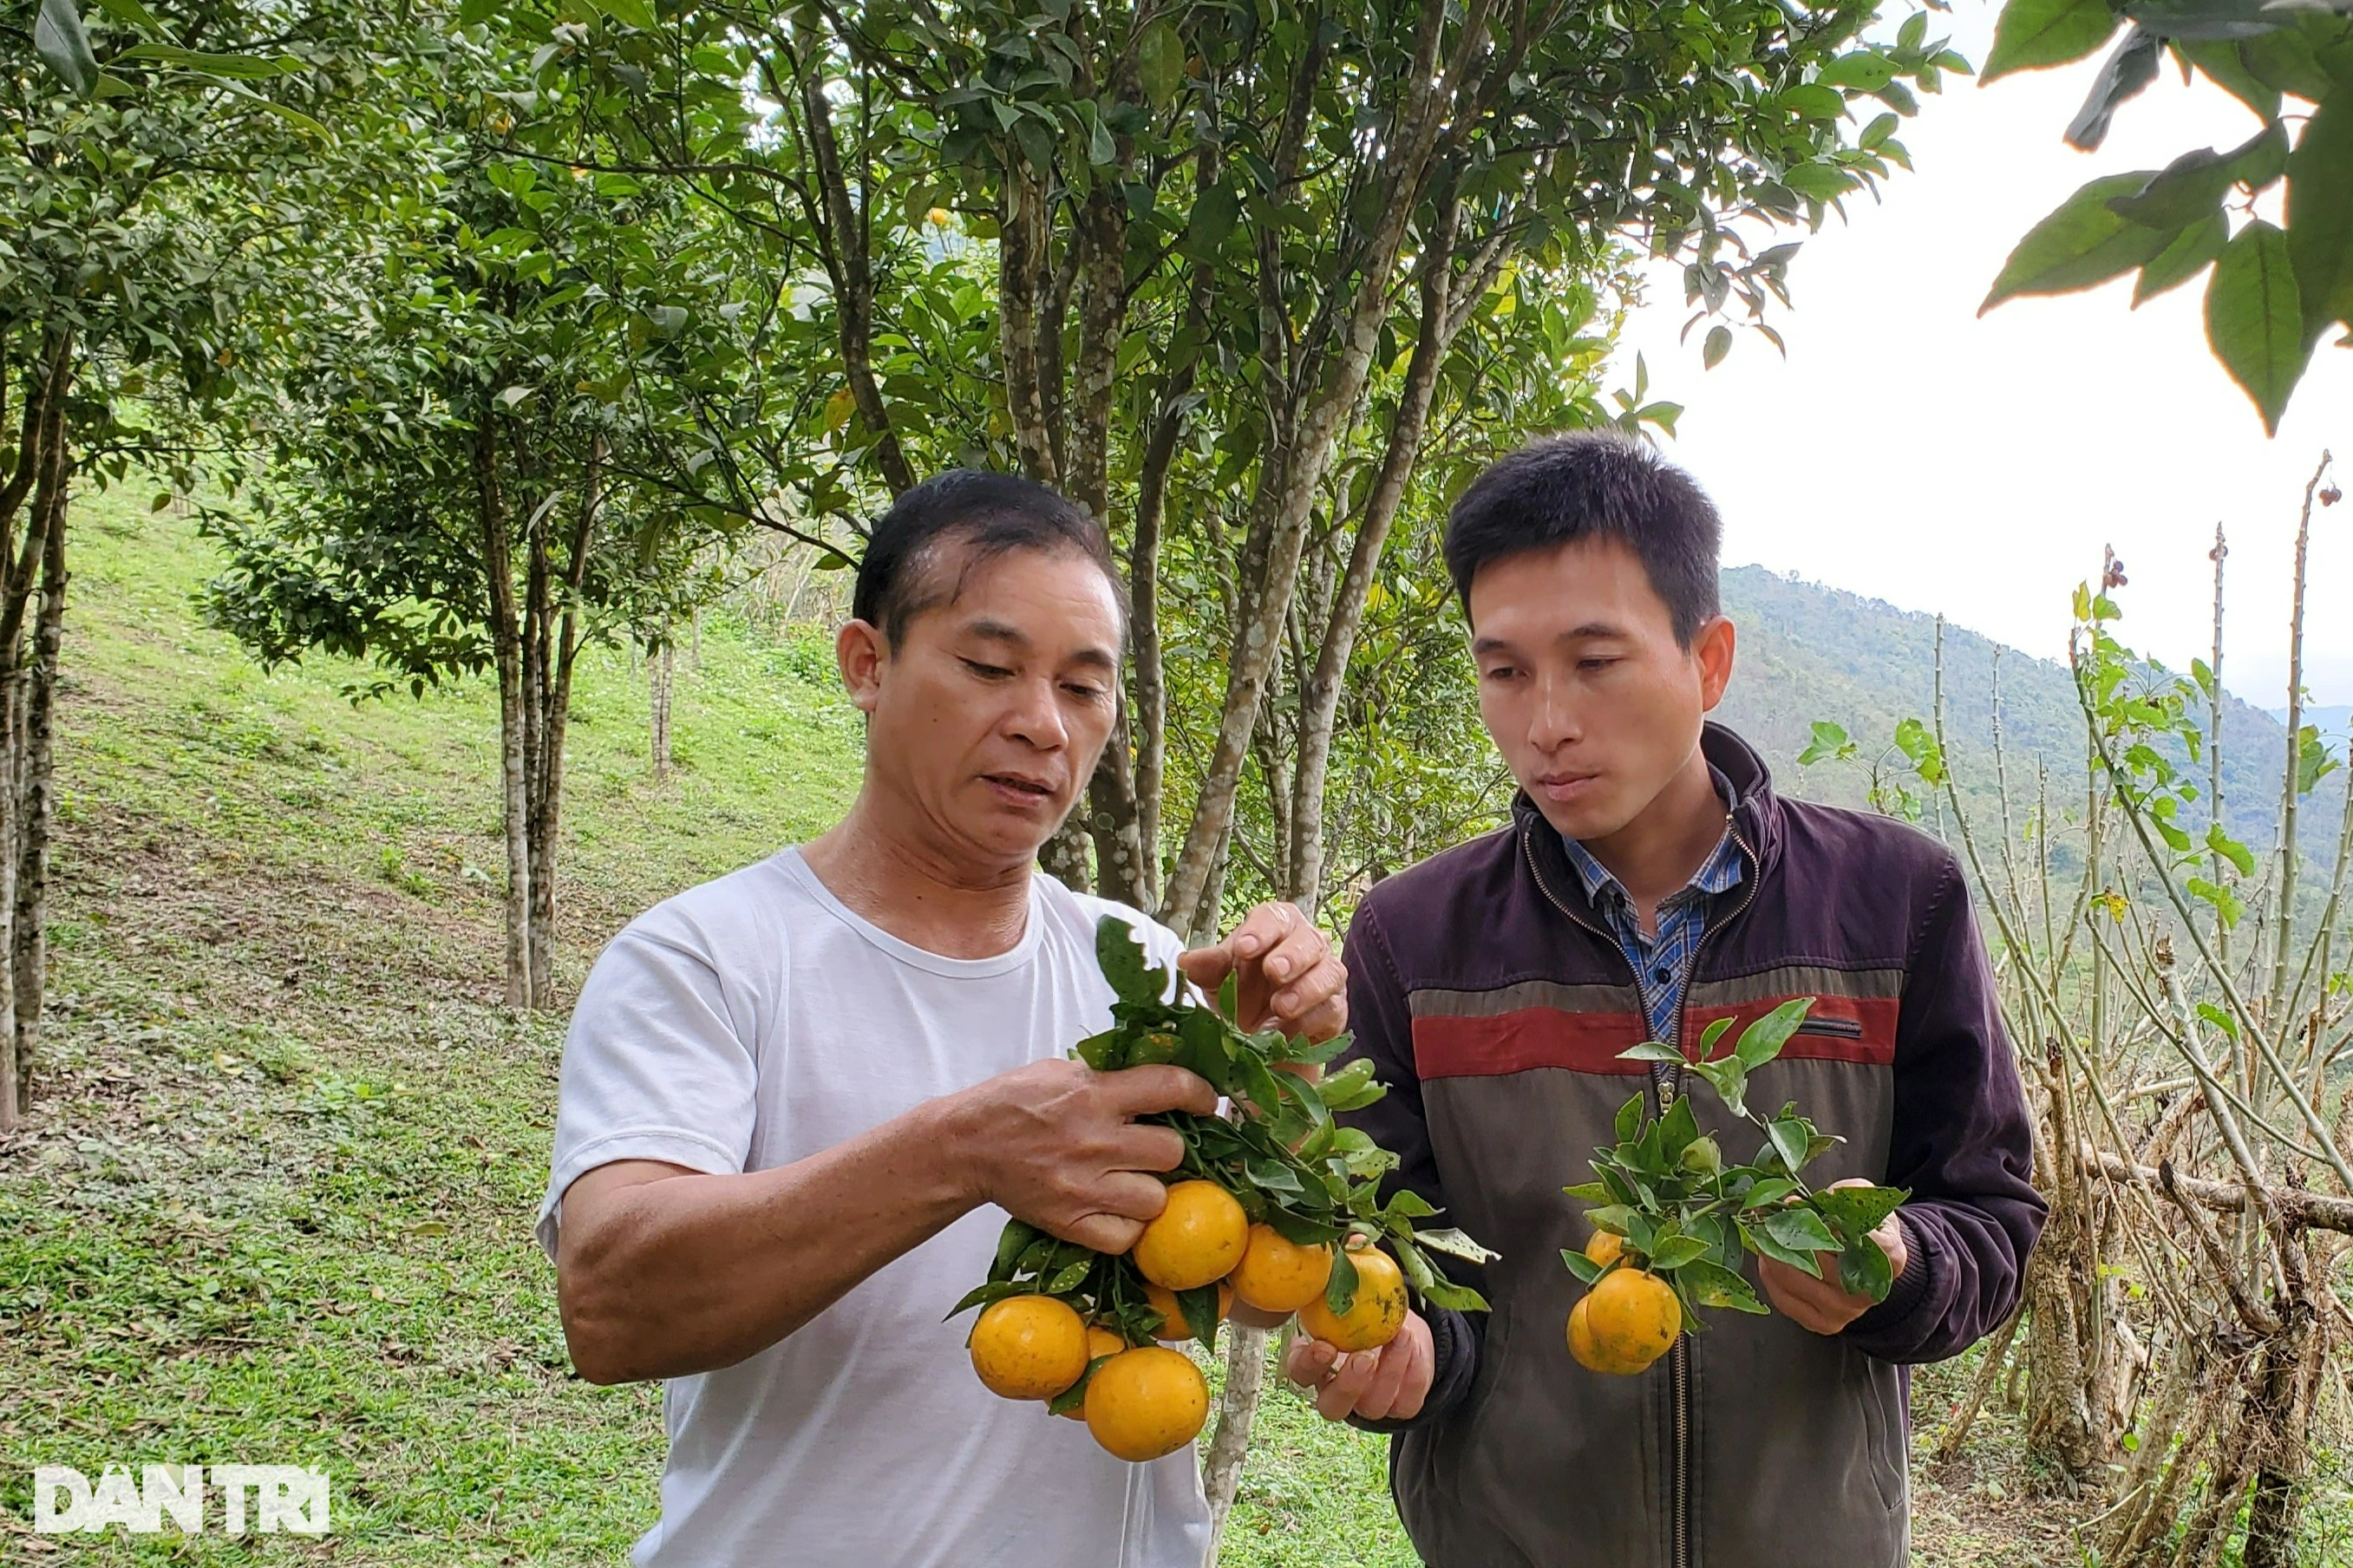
{"left": 952, "top": 1059, "right": 1219, "bottom": 1254}
{"left": 1178, "top": 900, "right": 1346, "bottom": 1041}
{"left": 1282, "top": 1311, "right": 1435, "bottom": 1422}
{"left": 1757, "top": 1179, "right": 1910, "bottom": 1335}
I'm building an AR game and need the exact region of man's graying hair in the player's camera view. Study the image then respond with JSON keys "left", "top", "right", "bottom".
{"left": 853, "top": 469, "right": 1125, "bottom": 646}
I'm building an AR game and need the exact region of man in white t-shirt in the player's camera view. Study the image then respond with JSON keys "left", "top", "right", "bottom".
{"left": 536, "top": 470, "right": 1348, "bottom": 1568}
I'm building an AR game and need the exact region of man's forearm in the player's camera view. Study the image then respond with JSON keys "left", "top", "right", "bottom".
{"left": 558, "top": 1097, "right": 977, "bottom": 1383}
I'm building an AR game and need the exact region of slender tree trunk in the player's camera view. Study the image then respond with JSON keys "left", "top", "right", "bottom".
{"left": 13, "top": 486, "right": 66, "bottom": 1113}
{"left": 1040, "top": 817, "right": 1092, "bottom": 894}
{"left": 1201, "top": 1323, "right": 1271, "bottom": 1560}
{"left": 476, "top": 416, "right": 532, "bottom": 1008}
{"left": 1158, "top": 15, "right": 1461, "bottom": 921}
{"left": 1287, "top": 201, "right": 1460, "bottom": 902}
{"left": 787, "top": 32, "right": 917, "bottom": 497}
{"left": 650, "top": 631, "right": 674, "bottom": 781}
{"left": 526, "top": 448, "right": 604, "bottom": 1010}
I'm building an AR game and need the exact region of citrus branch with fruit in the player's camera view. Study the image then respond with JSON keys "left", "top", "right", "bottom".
{"left": 1561, "top": 999, "right": 1909, "bottom": 1375}
{"left": 956, "top": 917, "right": 1495, "bottom": 1461}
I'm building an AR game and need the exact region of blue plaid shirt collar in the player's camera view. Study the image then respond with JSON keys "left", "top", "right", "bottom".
{"left": 1559, "top": 774, "right": 1744, "bottom": 1046}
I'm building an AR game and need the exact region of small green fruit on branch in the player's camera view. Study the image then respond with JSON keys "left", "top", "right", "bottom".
{"left": 1559, "top": 998, "right": 1908, "bottom": 1374}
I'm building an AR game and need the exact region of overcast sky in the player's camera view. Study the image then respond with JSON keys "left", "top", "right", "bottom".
{"left": 1612, "top": 3, "right": 2352, "bottom": 708}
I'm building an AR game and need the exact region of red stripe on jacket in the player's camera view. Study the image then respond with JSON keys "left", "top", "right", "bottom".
{"left": 1411, "top": 995, "right": 1895, "bottom": 1080}
{"left": 1412, "top": 1009, "right": 1652, "bottom": 1079}
{"left": 1683, "top": 995, "right": 1898, "bottom": 1067}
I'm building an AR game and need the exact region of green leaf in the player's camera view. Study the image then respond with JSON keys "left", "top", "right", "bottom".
{"left": 2206, "top": 823, "right": 2257, "bottom": 877}
{"left": 1072, "top": 1028, "right": 1119, "bottom": 1070}
{"left": 2178, "top": 40, "right": 2280, "bottom": 120}
{"left": 1983, "top": 0, "right": 2118, "bottom": 82}
{"left": 1735, "top": 998, "right": 1814, "bottom": 1070}
{"left": 1768, "top": 1117, "right": 1814, "bottom": 1175}
{"left": 1679, "top": 1258, "right": 1769, "bottom": 1313}
{"left": 1766, "top": 1206, "right": 1840, "bottom": 1254}
{"left": 1412, "top": 1227, "right": 1499, "bottom": 1264}
{"left": 1563, "top": 1247, "right": 1607, "bottom": 1284}
{"left": 2135, "top": 210, "right": 2228, "bottom": 306}
{"left": 1183, "top": 183, "right": 1239, "bottom": 262}
{"left": 1614, "top": 1092, "right": 1646, "bottom": 1145}
{"left": 1702, "top": 325, "right": 1732, "bottom": 369}
{"left": 1620, "top": 1042, "right": 1686, "bottom": 1064}
{"left": 590, "top": 0, "right": 658, "bottom": 29}
{"left": 992, "top": 1218, "right": 1041, "bottom": 1279}
{"left": 114, "top": 42, "right": 301, "bottom": 77}
{"left": 1657, "top": 1094, "right": 1700, "bottom": 1158}
{"left": 1178, "top": 1283, "right": 1222, "bottom": 1346}
{"left": 1838, "top": 1236, "right": 1896, "bottom": 1302}
{"left": 1695, "top": 1016, "right": 1737, "bottom": 1061}
{"left": 947, "top": 1278, "right": 1023, "bottom": 1317}
{"left": 2108, "top": 147, "right": 2234, "bottom": 230}
{"left": 1095, "top": 916, "right": 1166, "bottom": 1008}
{"left": 1561, "top": 1180, "right": 1615, "bottom": 1204}
{"left": 35, "top": 0, "right": 100, "bottom": 95}
{"left": 1324, "top": 1245, "right": 1360, "bottom": 1316}
{"left": 2285, "top": 92, "right": 2353, "bottom": 349}
{"left": 1811, "top": 1185, "right": 1909, "bottom": 1238}
{"left": 1817, "top": 51, "right": 1898, "bottom": 92}
{"left": 1649, "top": 1235, "right": 1712, "bottom": 1270}
{"left": 1984, "top": 173, "right": 2179, "bottom": 310}
{"left": 1136, "top": 17, "right": 1185, "bottom": 107}
{"left": 84, "top": 0, "right": 162, "bottom": 34}
{"left": 1741, "top": 1220, "right": 1823, "bottom": 1277}
{"left": 2205, "top": 219, "right": 2310, "bottom": 436}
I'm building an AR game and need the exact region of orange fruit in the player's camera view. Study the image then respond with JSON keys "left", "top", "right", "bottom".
{"left": 1295, "top": 1245, "right": 1408, "bottom": 1352}
{"left": 1569, "top": 1268, "right": 1681, "bottom": 1375}
{"left": 1228, "top": 1224, "right": 1335, "bottom": 1314}
{"left": 1131, "top": 1179, "right": 1248, "bottom": 1290}
{"left": 969, "top": 1294, "right": 1088, "bottom": 1400}
{"left": 1054, "top": 1325, "right": 1131, "bottom": 1419}
{"left": 1144, "top": 1278, "right": 1233, "bottom": 1342}
{"left": 1084, "top": 1346, "right": 1211, "bottom": 1461}
{"left": 1585, "top": 1230, "right": 1625, "bottom": 1269}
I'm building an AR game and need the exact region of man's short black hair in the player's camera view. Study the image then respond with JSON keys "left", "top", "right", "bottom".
{"left": 853, "top": 469, "right": 1122, "bottom": 644}
{"left": 1442, "top": 431, "right": 1722, "bottom": 646}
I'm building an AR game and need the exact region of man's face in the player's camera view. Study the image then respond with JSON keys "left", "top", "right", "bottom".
{"left": 841, "top": 542, "right": 1123, "bottom": 870}
{"left": 1467, "top": 537, "right": 1733, "bottom": 843}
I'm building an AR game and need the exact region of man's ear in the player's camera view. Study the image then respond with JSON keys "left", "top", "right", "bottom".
{"left": 1693, "top": 615, "right": 1735, "bottom": 712}
{"left": 837, "top": 619, "right": 889, "bottom": 714}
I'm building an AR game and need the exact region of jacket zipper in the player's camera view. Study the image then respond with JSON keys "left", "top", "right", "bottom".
{"left": 1794, "top": 1015, "right": 1864, "bottom": 1038}
{"left": 1520, "top": 815, "right": 1761, "bottom": 1568}
{"left": 1662, "top": 819, "right": 1761, "bottom": 1568}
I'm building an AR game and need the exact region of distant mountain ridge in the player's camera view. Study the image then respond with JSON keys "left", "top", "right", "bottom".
{"left": 1710, "top": 565, "right": 2331, "bottom": 866}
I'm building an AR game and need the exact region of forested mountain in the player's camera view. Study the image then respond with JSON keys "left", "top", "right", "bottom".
{"left": 1713, "top": 565, "right": 2338, "bottom": 871}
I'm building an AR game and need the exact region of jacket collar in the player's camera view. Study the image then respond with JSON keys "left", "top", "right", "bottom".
{"left": 1509, "top": 722, "right": 1784, "bottom": 924}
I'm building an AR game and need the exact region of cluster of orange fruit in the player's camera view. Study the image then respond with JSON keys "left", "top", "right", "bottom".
{"left": 1564, "top": 1230, "right": 1683, "bottom": 1375}
{"left": 967, "top": 1179, "right": 1409, "bottom": 1460}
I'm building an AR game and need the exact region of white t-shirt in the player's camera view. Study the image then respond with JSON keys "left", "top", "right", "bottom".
{"left": 535, "top": 847, "right": 1212, "bottom": 1568}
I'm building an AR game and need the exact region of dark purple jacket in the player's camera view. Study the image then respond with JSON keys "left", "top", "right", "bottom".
{"left": 1339, "top": 724, "right": 2043, "bottom": 1568}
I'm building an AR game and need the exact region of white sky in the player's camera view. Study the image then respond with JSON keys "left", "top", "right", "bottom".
{"left": 1612, "top": 2, "right": 2353, "bottom": 707}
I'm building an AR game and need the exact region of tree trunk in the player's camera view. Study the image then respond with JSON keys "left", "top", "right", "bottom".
{"left": 475, "top": 415, "right": 532, "bottom": 1008}
{"left": 12, "top": 486, "right": 66, "bottom": 1114}
{"left": 650, "top": 632, "right": 674, "bottom": 781}
{"left": 1287, "top": 200, "right": 1460, "bottom": 903}
{"left": 2239, "top": 1295, "right": 2325, "bottom": 1568}
{"left": 1040, "top": 817, "right": 1092, "bottom": 894}
{"left": 1201, "top": 1323, "right": 1271, "bottom": 1562}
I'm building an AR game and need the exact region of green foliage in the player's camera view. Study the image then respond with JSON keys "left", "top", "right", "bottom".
{"left": 1980, "top": 0, "right": 2353, "bottom": 432}
{"left": 1565, "top": 1003, "right": 1908, "bottom": 1327}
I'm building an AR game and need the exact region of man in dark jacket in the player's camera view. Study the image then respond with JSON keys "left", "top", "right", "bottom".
{"left": 1282, "top": 432, "right": 2044, "bottom": 1568}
